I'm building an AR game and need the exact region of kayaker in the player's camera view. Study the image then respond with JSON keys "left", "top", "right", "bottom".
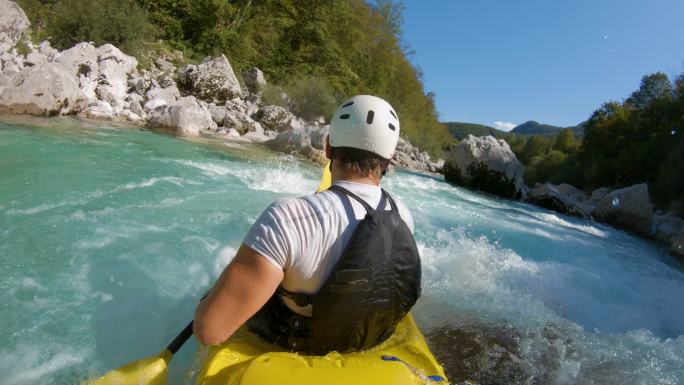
{"left": 194, "top": 95, "right": 421, "bottom": 354}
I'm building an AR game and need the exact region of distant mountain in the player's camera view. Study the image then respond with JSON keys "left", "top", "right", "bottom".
{"left": 511, "top": 120, "right": 584, "bottom": 137}
{"left": 444, "top": 120, "right": 585, "bottom": 141}
{"left": 511, "top": 121, "right": 563, "bottom": 135}
{"left": 444, "top": 122, "right": 508, "bottom": 140}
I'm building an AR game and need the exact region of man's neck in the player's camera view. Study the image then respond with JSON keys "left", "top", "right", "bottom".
{"left": 331, "top": 168, "right": 381, "bottom": 187}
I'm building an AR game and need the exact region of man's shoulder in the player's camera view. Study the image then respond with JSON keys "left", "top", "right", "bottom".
{"left": 264, "top": 193, "right": 337, "bottom": 224}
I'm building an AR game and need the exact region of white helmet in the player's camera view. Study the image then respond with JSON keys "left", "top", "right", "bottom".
{"left": 329, "top": 95, "right": 400, "bottom": 159}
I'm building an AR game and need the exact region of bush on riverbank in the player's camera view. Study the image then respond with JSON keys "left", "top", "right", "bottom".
{"left": 17, "top": 0, "right": 452, "bottom": 157}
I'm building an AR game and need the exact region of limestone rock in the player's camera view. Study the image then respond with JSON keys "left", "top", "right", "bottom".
{"left": 148, "top": 96, "right": 216, "bottom": 136}
{"left": 429, "top": 159, "right": 445, "bottom": 173}
{"left": 264, "top": 126, "right": 330, "bottom": 165}
{"left": 590, "top": 187, "right": 611, "bottom": 204}
{"left": 526, "top": 183, "right": 590, "bottom": 218}
{"left": 38, "top": 41, "right": 58, "bottom": 58}
{"left": 117, "top": 109, "right": 143, "bottom": 123}
{"left": 0, "top": 62, "right": 88, "bottom": 115}
{"left": 79, "top": 100, "right": 114, "bottom": 120}
{"left": 443, "top": 135, "right": 526, "bottom": 199}
{"left": 391, "top": 137, "right": 435, "bottom": 172}
{"left": 592, "top": 183, "right": 653, "bottom": 236}
{"left": 652, "top": 212, "right": 684, "bottom": 244}
{"left": 2, "top": 59, "right": 21, "bottom": 77}
{"left": 177, "top": 54, "right": 242, "bottom": 103}
{"left": 208, "top": 104, "right": 226, "bottom": 126}
{"left": 671, "top": 227, "right": 684, "bottom": 258}
{"left": 242, "top": 129, "right": 270, "bottom": 143}
{"left": 24, "top": 49, "right": 48, "bottom": 67}
{"left": 54, "top": 42, "right": 99, "bottom": 101}
{"left": 0, "top": 71, "right": 10, "bottom": 93}
{"left": 309, "top": 125, "right": 329, "bottom": 150}
{"left": 225, "top": 97, "right": 248, "bottom": 114}
{"left": 242, "top": 67, "right": 266, "bottom": 95}
{"left": 0, "top": 0, "right": 30, "bottom": 53}
{"left": 144, "top": 98, "right": 168, "bottom": 113}
{"left": 224, "top": 100, "right": 261, "bottom": 135}
{"left": 145, "top": 83, "right": 179, "bottom": 105}
{"left": 125, "top": 92, "right": 144, "bottom": 104}
{"left": 128, "top": 100, "right": 144, "bottom": 118}
{"left": 94, "top": 44, "right": 138, "bottom": 105}
{"left": 289, "top": 117, "right": 305, "bottom": 130}
{"left": 257, "top": 105, "right": 294, "bottom": 132}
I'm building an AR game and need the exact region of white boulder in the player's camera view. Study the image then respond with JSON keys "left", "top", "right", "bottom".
{"left": 592, "top": 183, "right": 653, "bottom": 236}
{"left": 128, "top": 100, "right": 144, "bottom": 118}
{"left": 143, "top": 98, "right": 168, "bottom": 113}
{"left": 94, "top": 44, "right": 138, "bottom": 105}
{"left": 54, "top": 42, "right": 100, "bottom": 101}
{"left": 177, "top": 54, "right": 242, "bottom": 103}
{"left": 117, "top": 109, "right": 143, "bottom": 123}
{"left": 526, "top": 183, "right": 590, "bottom": 218}
{"left": 443, "top": 135, "right": 526, "bottom": 199}
{"left": 242, "top": 67, "right": 266, "bottom": 95}
{"left": 265, "top": 126, "right": 329, "bottom": 165}
{"left": 208, "top": 104, "right": 227, "bottom": 126}
{"left": 0, "top": 0, "right": 30, "bottom": 53}
{"left": 148, "top": 96, "right": 216, "bottom": 136}
{"left": 0, "top": 62, "right": 88, "bottom": 115}
{"left": 257, "top": 105, "right": 294, "bottom": 132}
{"left": 145, "top": 83, "right": 179, "bottom": 105}
{"left": 79, "top": 100, "right": 114, "bottom": 120}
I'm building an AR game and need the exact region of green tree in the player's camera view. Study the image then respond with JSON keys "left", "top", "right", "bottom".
{"left": 20, "top": 0, "right": 152, "bottom": 54}
{"left": 553, "top": 128, "right": 579, "bottom": 153}
{"left": 627, "top": 72, "right": 673, "bottom": 110}
{"left": 519, "top": 135, "right": 553, "bottom": 164}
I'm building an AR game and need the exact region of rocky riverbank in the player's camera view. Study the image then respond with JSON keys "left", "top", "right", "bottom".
{"left": 0, "top": 0, "right": 441, "bottom": 174}
{"left": 443, "top": 135, "right": 684, "bottom": 258}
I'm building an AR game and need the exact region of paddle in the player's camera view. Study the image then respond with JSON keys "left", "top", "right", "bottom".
{"left": 83, "top": 322, "right": 193, "bottom": 385}
{"left": 84, "top": 161, "right": 332, "bottom": 385}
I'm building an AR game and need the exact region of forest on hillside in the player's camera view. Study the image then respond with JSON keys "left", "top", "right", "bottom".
{"left": 486, "top": 72, "right": 683, "bottom": 209}
{"left": 17, "top": 0, "right": 453, "bottom": 156}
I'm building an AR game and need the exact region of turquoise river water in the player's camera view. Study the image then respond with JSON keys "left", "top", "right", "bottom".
{"left": 1, "top": 117, "right": 683, "bottom": 385}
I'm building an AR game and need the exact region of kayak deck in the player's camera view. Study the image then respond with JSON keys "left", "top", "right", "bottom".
{"left": 196, "top": 314, "right": 447, "bottom": 385}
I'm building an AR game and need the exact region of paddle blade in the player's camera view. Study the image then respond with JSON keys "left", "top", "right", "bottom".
{"left": 316, "top": 161, "right": 332, "bottom": 192}
{"left": 83, "top": 350, "right": 172, "bottom": 385}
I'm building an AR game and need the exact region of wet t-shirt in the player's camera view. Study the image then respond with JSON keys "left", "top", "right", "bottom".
{"left": 243, "top": 180, "right": 414, "bottom": 316}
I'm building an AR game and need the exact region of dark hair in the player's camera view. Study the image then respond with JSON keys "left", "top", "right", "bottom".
{"left": 330, "top": 147, "right": 390, "bottom": 178}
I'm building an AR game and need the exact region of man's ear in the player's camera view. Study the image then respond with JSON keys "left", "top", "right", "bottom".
{"left": 325, "top": 135, "right": 331, "bottom": 160}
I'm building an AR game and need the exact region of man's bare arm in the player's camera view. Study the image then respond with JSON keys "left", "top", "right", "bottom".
{"left": 193, "top": 244, "right": 284, "bottom": 346}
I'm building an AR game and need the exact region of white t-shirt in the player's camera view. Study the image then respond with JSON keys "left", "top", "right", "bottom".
{"left": 243, "top": 180, "right": 414, "bottom": 316}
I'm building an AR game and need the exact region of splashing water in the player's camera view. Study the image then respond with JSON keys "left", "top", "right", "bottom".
{"left": 1, "top": 118, "right": 683, "bottom": 385}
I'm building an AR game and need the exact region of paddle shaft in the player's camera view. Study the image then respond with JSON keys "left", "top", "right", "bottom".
{"left": 166, "top": 320, "right": 194, "bottom": 354}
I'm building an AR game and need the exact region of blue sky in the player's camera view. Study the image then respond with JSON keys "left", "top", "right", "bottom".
{"left": 400, "top": 0, "right": 684, "bottom": 130}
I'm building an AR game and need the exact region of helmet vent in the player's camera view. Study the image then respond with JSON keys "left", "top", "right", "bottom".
{"left": 388, "top": 123, "right": 396, "bottom": 131}
{"left": 340, "top": 114, "right": 350, "bottom": 119}
{"left": 342, "top": 101, "right": 354, "bottom": 107}
{"left": 366, "top": 110, "right": 375, "bottom": 124}
{"left": 390, "top": 110, "right": 397, "bottom": 119}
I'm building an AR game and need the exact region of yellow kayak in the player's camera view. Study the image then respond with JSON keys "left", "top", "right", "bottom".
{"left": 195, "top": 313, "right": 447, "bottom": 385}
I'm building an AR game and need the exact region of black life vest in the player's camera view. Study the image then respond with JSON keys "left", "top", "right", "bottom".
{"left": 247, "top": 185, "right": 422, "bottom": 355}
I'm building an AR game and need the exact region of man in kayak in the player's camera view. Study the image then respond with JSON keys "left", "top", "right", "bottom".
{"left": 194, "top": 95, "right": 421, "bottom": 353}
